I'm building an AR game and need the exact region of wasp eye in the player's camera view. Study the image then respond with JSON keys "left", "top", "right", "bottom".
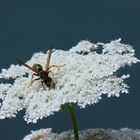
{"left": 38, "top": 67, "right": 42, "bottom": 71}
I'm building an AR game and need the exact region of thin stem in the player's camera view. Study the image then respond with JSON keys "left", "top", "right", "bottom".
{"left": 64, "top": 103, "right": 79, "bottom": 140}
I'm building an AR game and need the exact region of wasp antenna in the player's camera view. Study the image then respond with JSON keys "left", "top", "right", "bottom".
{"left": 47, "top": 42, "right": 53, "bottom": 55}
{"left": 46, "top": 42, "right": 52, "bottom": 55}
{"left": 16, "top": 58, "right": 24, "bottom": 65}
{"left": 50, "top": 42, "right": 56, "bottom": 53}
{"left": 49, "top": 42, "right": 53, "bottom": 49}
{"left": 47, "top": 42, "right": 52, "bottom": 51}
{"left": 16, "top": 58, "right": 38, "bottom": 73}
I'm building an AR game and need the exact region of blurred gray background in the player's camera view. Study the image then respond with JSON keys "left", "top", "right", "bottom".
{"left": 0, "top": 0, "right": 140, "bottom": 140}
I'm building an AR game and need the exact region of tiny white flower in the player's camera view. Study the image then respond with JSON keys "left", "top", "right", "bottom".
{"left": 0, "top": 39, "right": 139, "bottom": 123}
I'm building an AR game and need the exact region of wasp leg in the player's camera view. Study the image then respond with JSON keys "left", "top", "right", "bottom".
{"left": 50, "top": 79, "right": 55, "bottom": 89}
{"left": 28, "top": 77, "right": 41, "bottom": 87}
{"left": 31, "top": 73, "right": 39, "bottom": 81}
{"left": 41, "top": 80, "right": 52, "bottom": 91}
{"left": 48, "top": 79, "right": 55, "bottom": 90}
{"left": 28, "top": 73, "right": 39, "bottom": 87}
{"left": 41, "top": 81, "right": 46, "bottom": 91}
{"left": 48, "top": 64, "right": 65, "bottom": 70}
{"left": 47, "top": 70, "right": 54, "bottom": 77}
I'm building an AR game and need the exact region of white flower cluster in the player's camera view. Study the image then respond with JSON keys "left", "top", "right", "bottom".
{"left": 23, "top": 128, "right": 57, "bottom": 140}
{"left": 23, "top": 128, "right": 140, "bottom": 140}
{"left": 0, "top": 39, "right": 139, "bottom": 123}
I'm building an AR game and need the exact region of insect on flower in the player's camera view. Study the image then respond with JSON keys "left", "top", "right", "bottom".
{"left": 17, "top": 48, "right": 63, "bottom": 90}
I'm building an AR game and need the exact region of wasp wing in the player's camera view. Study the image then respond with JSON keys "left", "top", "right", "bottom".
{"left": 45, "top": 48, "right": 52, "bottom": 72}
{"left": 16, "top": 59, "right": 38, "bottom": 73}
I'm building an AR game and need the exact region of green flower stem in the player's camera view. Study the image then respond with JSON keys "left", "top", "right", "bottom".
{"left": 63, "top": 104, "right": 79, "bottom": 140}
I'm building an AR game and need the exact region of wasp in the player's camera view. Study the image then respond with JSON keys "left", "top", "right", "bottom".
{"left": 17, "top": 48, "right": 62, "bottom": 90}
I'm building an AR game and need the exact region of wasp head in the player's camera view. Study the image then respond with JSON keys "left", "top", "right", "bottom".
{"left": 33, "top": 64, "right": 43, "bottom": 72}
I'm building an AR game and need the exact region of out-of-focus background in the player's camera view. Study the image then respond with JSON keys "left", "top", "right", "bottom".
{"left": 0, "top": 1, "right": 140, "bottom": 140}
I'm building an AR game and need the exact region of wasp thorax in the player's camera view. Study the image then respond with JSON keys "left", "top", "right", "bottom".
{"left": 33, "top": 64, "right": 43, "bottom": 72}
